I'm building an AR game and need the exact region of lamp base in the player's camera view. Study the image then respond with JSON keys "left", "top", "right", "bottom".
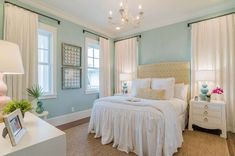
{"left": 0, "top": 73, "right": 11, "bottom": 123}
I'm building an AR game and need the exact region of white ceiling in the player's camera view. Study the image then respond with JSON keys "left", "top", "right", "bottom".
{"left": 20, "top": 0, "right": 235, "bottom": 38}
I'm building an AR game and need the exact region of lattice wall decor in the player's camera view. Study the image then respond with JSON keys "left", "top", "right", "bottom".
{"left": 62, "top": 43, "right": 81, "bottom": 67}
{"left": 62, "top": 67, "right": 81, "bottom": 89}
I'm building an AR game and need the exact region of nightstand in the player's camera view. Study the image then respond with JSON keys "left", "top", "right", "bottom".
{"left": 188, "top": 99, "right": 227, "bottom": 138}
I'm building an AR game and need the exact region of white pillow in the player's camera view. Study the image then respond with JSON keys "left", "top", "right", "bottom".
{"left": 151, "top": 78, "right": 175, "bottom": 99}
{"left": 174, "top": 83, "right": 188, "bottom": 101}
{"left": 131, "top": 78, "right": 151, "bottom": 97}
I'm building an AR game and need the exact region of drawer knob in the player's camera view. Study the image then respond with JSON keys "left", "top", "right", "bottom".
{"left": 204, "top": 105, "right": 208, "bottom": 109}
{"left": 204, "top": 111, "right": 208, "bottom": 116}
{"left": 204, "top": 118, "right": 208, "bottom": 122}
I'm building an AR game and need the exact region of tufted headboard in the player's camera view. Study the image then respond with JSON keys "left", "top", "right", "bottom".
{"left": 138, "top": 62, "right": 190, "bottom": 84}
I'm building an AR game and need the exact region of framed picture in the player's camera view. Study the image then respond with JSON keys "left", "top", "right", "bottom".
{"left": 3, "top": 109, "right": 26, "bottom": 146}
{"left": 62, "top": 43, "right": 81, "bottom": 67}
{"left": 62, "top": 67, "right": 81, "bottom": 89}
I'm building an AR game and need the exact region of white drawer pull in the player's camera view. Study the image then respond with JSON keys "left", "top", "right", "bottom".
{"left": 204, "top": 105, "right": 208, "bottom": 109}
{"left": 204, "top": 118, "right": 208, "bottom": 122}
{"left": 204, "top": 111, "right": 208, "bottom": 116}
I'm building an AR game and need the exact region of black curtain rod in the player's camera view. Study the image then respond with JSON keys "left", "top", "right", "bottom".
{"left": 83, "top": 30, "right": 109, "bottom": 40}
{"left": 188, "top": 12, "right": 235, "bottom": 27}
{"left": 4, "top": 1, "right": 61, "bottom": 25}
{"left": 114, "top": 35, "right": 141, "bottom": 43}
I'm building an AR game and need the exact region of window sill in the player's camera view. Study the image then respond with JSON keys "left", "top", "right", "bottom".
{"left": 85, "top": 90, "right": 99, "bottom": 95}
{"left": 40, "top": 94, "right": 57, "bottom": 100}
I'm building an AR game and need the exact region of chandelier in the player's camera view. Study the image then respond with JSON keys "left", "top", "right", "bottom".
{"left": 108, "top": 0, "right": 144, "bottom": 30}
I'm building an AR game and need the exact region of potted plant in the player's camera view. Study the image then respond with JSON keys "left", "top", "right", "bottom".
{"left": 3, "top": 100, "right": 32, "bottom": 117}
{"left": 27, "top": 85, "right": 44, "bottom": 114}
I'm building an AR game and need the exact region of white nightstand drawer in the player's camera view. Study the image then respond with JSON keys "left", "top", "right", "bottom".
{"left": 192, "top": 108, "right": 221, "bottom": 118}
{"left": 189, "top": 99, "right": 227, "bottom": 138}
{"left": 193, "top": 114, "right": 221, "bottom": 125}
{"left": 192, "top": 102, "right": 221, "bottom": 111}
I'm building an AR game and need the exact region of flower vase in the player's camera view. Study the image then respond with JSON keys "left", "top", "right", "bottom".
{"left": 36, "top": 100, "right": 44, "bottom": 114}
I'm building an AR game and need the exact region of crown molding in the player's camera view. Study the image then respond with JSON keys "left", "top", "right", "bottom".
{"left": 113, "top": 1, "right": 235, "bottom": 38}
{"left": 17, "top": 0, "right": 112, "bottom": 38}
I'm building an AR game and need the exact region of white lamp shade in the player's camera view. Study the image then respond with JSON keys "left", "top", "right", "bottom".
{"left": 0, "top": 40, "right": 24, "bottom": 74}
{"left": 195, "top": 70, "right": 215, "bottom": 81}
{"left": 120, "top": 73, "right": 132, "bottom": 81}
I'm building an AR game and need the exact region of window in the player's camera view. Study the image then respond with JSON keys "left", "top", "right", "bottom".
{"left": 85, "top": 37, "right": 100, "bottom": 94}
{"left": 38, "top": 23, "right": 57, "bottom": 98}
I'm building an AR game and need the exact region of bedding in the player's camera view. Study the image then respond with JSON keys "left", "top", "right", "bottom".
{"left": 174, "top": 83, "right": 188, "bottom": 101}
{"left": 151, "top": 78, "right": 175, "bottom": 99}
{"left": 131, "top": 78, "right": 151, "bottom": 97}
{"left": 136, "top": 88, "right": 166, "bottom": 100}
{"left": 88, "top": 96, "right": 184, "bottom": 156}
{"left": 170, "top": 98, "right": 187, "bottom": 116}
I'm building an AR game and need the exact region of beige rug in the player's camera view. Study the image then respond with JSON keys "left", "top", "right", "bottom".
{"left": 64, "top": 123, "right": 229, "bottom": 156}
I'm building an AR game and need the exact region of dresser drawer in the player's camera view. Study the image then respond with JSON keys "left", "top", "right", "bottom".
{"left": 192, "top": 108, "right": 221, "bottom": 118}
{"left": 192, "top": 103, "right": 221, "bottom": 111}
{"left": 193, "top": 114, "right": 222, "bottom": 125}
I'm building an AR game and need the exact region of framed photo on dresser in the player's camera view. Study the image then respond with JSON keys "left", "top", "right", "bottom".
{"left": 3, "top": 109, "right": 26, "bottom": 146}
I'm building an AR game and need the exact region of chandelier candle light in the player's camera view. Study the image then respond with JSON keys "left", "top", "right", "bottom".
{"left": 108, "top": 0, "right": 144, "bottom": 30}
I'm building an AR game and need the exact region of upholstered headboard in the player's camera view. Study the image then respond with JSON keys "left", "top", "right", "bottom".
{"left": 138, "top": 62, "right": 190, "bottom": 84}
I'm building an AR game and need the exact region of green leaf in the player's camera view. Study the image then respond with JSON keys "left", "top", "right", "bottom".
{"left": 3, "top": 100, "right": 33, "bottom": 115}
{"left": 26, "top": 84, "right": 44, "bottom": 100}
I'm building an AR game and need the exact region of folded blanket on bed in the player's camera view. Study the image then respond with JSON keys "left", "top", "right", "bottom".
{"left": 88, "top": 96, "right": 183, "bottom": 156}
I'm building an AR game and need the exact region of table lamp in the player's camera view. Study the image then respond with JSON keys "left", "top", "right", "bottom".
{"left": 0, "top": 40, "right": 24, "bottom": 122}
{"left": 195, "top": 70, "right": 215, "bottom": 101}
{"left": 120, "top": 73, "right": 132, "bottom": 94}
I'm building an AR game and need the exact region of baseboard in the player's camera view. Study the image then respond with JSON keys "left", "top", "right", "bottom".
{"left": 46, "top": 109, "right": 92, "bottom": 126}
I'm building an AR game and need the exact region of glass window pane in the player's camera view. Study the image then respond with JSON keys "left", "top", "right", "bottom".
{"left": 88, "top": 58, "right": 93, "bottom": 67}
{"left": 94, "top": 49, "right": 99, "bottom": 58}
{"left": 87, "top": 68, "right": 99, "bottom": 89}
{"left": 88, "top": 48, "right": 93, "bottom": 57}
{"left": 38, "top": 34, "right": 49, "bottom": 49}
{"left": 38, "top": 64, "right": 51, "bottom": 93}
{"left": 38, "top": 49, "right": 49, "bottom": 63}
{"left": 94, "top": 58, "right": 99, "bottom": 68}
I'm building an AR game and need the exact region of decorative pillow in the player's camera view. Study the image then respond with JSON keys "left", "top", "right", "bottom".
{"left": 131, "top": 78, "right": 151, "bottom": 97}
{"left": 174, "top": 83, "right": 188, "bottom": 101}
{"left": 137, "top": 88, "right": 166, "bottom": 100}
{"left": 151, "top": 78, "right": 175, "bottom": 99}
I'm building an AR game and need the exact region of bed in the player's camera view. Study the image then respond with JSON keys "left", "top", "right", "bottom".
{"left": 88, "top": 62, "right": 190, "bottom": 156}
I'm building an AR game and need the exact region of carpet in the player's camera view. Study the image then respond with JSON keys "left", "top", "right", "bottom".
{"left": 64, "top": 123, "right": 229, "bottom": 156}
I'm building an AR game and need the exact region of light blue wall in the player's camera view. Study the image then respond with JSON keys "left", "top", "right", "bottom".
{"left": 0, "top": 0, "right": 114, "bottom": 118}
{"left": 138, "top": 7, "right": 235, "bottom": 65}
{"left": 139, "top": 22, "right": 190, "bottom": 65}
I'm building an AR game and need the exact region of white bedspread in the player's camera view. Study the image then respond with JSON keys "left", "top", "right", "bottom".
{"left": 88, "top": 96, "right": 183, "bottom": 156}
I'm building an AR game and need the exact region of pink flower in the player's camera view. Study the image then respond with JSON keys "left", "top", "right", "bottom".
{"left": 212, "top": 87, "right": 224, "bottom": 94}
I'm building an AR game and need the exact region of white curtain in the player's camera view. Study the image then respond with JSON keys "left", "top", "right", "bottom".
{"left": 99, "top": 37, "right": 111, "bottom": 97}
{"left": 115, "top": 37, "right": 138, "bottom": 93}
{"left": 4, "top": 4, "right": 38, "bottom": 100}
{"left": 191, "top": 14, "right": 235, "bottom": 132}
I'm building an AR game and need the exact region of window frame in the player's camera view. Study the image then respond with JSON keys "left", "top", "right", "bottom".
{"left": 85, "top": 37, "right": 100, "bottom": 94}
{"left": 38, "top": 23, "right": 57, "bottom": 99}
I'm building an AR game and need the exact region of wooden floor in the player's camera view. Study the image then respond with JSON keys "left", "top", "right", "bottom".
{"left": 58, "top": 118, "right": 235, "bottom": 156}
{"left": 228, "top": 132, "right": 235, "bottom": 156}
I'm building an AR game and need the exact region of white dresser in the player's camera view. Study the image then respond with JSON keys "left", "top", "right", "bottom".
{"left": 188, "top": 99, "right": 227, "bottom": 138}
{"left": 0, "top": 112, "right": 66, "bottom": 156}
